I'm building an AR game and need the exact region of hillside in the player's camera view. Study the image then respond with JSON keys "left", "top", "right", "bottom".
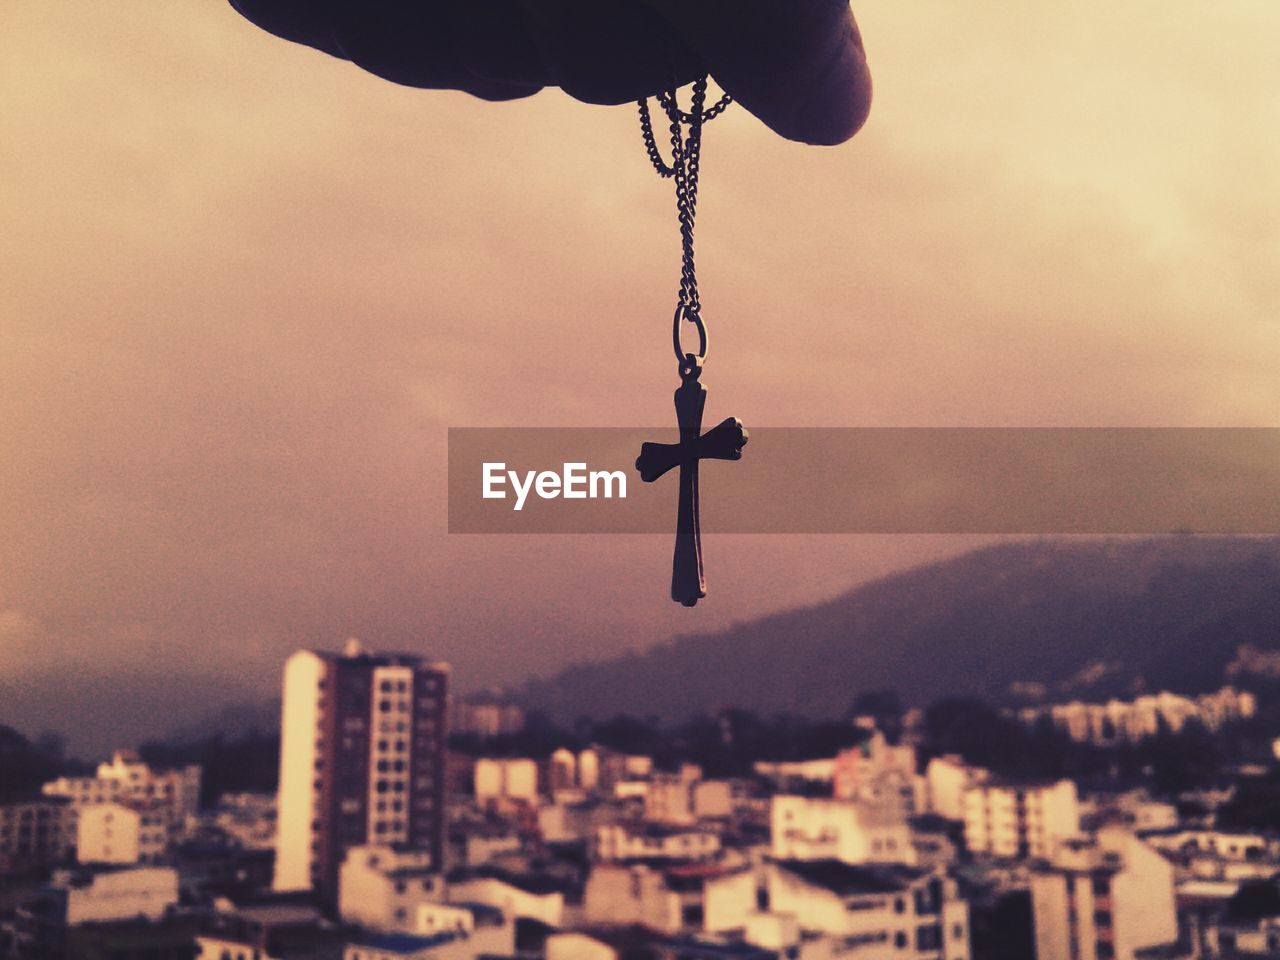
{"left": 519, "top": 537, "right": 1280, "bottom": 722}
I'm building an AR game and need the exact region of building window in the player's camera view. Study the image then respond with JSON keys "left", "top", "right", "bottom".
{"left": 916, "top": 924, "right": 942, "bottom": 951}
{"left": 894, "top": 931, "right": 907, "bottom": 949}
{"left": 894, "top": 898, "right": 906, "bottom": 914}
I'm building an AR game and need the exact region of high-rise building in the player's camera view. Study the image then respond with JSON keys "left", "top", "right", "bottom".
{"left": 273, "top": 640, "right": 449, "bottom": 901}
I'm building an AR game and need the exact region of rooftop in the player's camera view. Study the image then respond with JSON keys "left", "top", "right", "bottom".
{"left": 447, "top": 866, "right": 576, "bottom": 897}
{"left": 347, "top": 931, "right": 459, "bottom": 954}
{"left": 774, "top": 859, "right": 929, "bottom": 896}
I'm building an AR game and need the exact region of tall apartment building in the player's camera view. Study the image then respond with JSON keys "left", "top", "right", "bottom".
{"left": 273, "top": 640, "right": 449, "bottom": 901}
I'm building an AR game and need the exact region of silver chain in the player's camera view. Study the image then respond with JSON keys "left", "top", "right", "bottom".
{"left": 637, "top": 77, "right": 731, "bottom": 367}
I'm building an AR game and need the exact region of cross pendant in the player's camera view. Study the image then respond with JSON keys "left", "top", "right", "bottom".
{"left": 636, "top": 357, "right": 748, "bottom": 606}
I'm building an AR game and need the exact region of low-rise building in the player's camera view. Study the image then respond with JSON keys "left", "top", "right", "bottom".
{"left": 539, "top": 799, "right": 617, "bottom": 845}
{"left": 766, "top": 859, "right": 970, "bottom": 959}
{"left": 963, "top": 779, "right": 1079, "bottom": 860}
{"left": 582, "top": 862, "right": 756, "bottom": 935}
{"left": 771, "top": 795, "right": 915, "bottom": 866}
{"left": 924, "top": 757, "right": 984, "bottom": 822}
{"left": 474, "top": 758, "right": 539, "bottom": 805}
{"left": 546, "top": 928, "right": 776, "bottom": 960}
{"left": 77, "top": 802, "right": 170, "bottom": 866}
{"left": 196, "top": 901, "right": 339, "bottom": 960}
{"left": 646, "top": 776, "right": 697, "bottom": 827}
{"left": 339, "top": 845, "right": 445, "bottom": 932}
{"left": 44, "top": 750, "right": 201, "bottom": 835}
{"left": 42, "top": 865, "right": 180, "bottom": 925}
{"left": 596, "top": 823, "right": 722, "bottom": 863}
{"left": 692, "top": 781, "right": 735, "bottom": 820}
{"left": 445, "top": 867, "right": 570, "bottom": 928}
{"left": 833, "top": 733, "right": 918, "bottom": 819}
{"left": 207, "top": 792, "right": 277, "bottom": 851}
{"left": 1019, "top": 687, "right": 1257, "bottom": 746}
{"left": 0, "top": 796, "right": 73, "bottom": 874}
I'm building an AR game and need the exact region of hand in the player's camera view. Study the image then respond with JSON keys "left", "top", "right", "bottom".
{"left": 229, "top": 0, "right": 872, "bottom": 145}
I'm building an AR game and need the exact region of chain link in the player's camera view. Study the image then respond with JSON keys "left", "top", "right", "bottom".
{"left": 636, "top": 77, "right": 731, "bottom": 364}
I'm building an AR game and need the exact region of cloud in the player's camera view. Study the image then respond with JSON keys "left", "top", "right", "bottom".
{"left": 0, "top": 0, "right": 1276, "bottom": 750}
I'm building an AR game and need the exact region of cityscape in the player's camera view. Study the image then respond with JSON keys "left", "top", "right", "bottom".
{"left": 4, "top": 4, "right": 1279, "bottom": 959}
{"left": 2, "top": 636, "right": 1279, "bottom": 960}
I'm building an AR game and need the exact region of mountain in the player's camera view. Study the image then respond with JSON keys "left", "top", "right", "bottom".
{"left": 519, "top": 537, "right": 1280, "bottom": 722}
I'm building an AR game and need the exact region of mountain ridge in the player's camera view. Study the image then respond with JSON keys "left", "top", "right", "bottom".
{"left": 518, "top": 537, "right": 1280, "bottom": 722}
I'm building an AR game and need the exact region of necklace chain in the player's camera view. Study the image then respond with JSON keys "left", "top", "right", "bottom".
{"left": 637, "top": 77, "right": 731, "bottom": 368}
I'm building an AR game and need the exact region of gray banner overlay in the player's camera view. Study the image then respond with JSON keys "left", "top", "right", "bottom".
{"left": 448, "top": 428, "right": 1280, "bottom": 534}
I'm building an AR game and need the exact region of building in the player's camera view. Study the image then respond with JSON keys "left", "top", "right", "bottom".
{"left": 539, "top": 799, "right": 618, "bottom": 845}
{"left": 1031, "top": 827, "right": 1177, "bottom": 960}
{"left": 196, "top": 902, "right": 340, "bottom": 960}
{"left": 339, "top": 846, "right": 513, "bottom": 951}
{"left": 273, "top": 640, "right": 450, "bottom": 901}
{"left": 833, "top": 733, "right": 918, "bottom": 819}
{"left": 645, "top": 774, "right": 698, "bottom": 827}
{"left": 44, "top": 750, "right": 202, "bottom": 832}
{"left": 1018, "top": 687, "right": 1257, "bottom": 746}
{"left": 339, "top": 845, "right": 445, "bottom": 931}
{"left": 923, "top": 757, "right": 983, "bottom": 822}
{"left": 766, "top": 859, "right": 970, "bottom": 959}
{"left": 583, "top": 862, "right": 756, "bottom": 934}
{"left": 546, "top": 928, "right": 777, "bottom": 960}
{"left": 963, "top": 778, "right": 1079, "bottom": 860}
{"left": 445, "top": 867, "right": 569, "bottom": 927}
{"left": 596, "top": 823, "right": 722, "bottom": 862}
{"left": 753, "top": 757, "right": 838, "bottom": 789}
{"left": 207, "top": 792, "right": 277, "bottom": 851}
{"left": 76, "top": 802, "right": 170, "bottom": 865}
{"left": 691, "top": 781, "right": 734, "bottom": 820}
{"left": 51, "top": 865, "right": 180, "bottom": 925}
{"left": 0, "top": 796, "right": 73, "bottom": 874}
{"left": 473, "top": 758, "right": 538, "bottom": 805}
{"left": 344, "top": 930, "right": 494, "bottom": 960}
{"left": 771, "top": 795, "right": 915, "bottom": 866}
{"left": 451, "top": 699, "right": 525, "bottom": 738}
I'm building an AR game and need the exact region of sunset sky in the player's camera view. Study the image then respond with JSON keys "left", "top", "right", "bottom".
{"left": 2, "top": 2, "right": 1278, "bottom": 751}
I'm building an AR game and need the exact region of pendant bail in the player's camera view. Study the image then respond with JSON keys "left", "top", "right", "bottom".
{"left": 673, "top": 300, "right": 708, "bottom": 364}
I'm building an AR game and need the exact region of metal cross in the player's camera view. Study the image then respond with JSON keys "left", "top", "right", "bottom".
{"left": 636, "top": 357, "right": 748, "bottom": 606}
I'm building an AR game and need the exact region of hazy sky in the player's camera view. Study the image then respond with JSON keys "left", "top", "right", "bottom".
{"left": 2, "top": 2, "right": 1278, "bottom": 752}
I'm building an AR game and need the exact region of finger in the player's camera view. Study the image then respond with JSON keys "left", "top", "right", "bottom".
{"left": 512, "top": 0, "right": 703, "bottom": 106}
{"left": 229, "top": 0, "right": 544, "bottom": 103}
{"left": 643, "top": 0, "right": 873, "bottom": 145}
{"left": 329, "top": 0, "right": 543, "bottom": 101}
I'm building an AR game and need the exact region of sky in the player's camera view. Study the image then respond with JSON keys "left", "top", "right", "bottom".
{"left": 2, "top": 2, "right": 1278, "bottom": 753}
